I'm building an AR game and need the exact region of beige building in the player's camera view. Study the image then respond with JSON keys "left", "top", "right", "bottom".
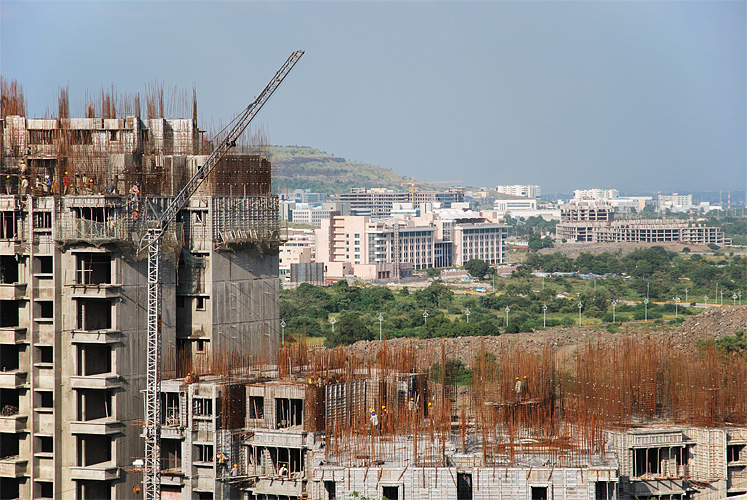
{"left": 279, "top": 229, "right": 315, "bottom": 278}
{"left": 315, "top": 211, "right": 507, "bottom": 280}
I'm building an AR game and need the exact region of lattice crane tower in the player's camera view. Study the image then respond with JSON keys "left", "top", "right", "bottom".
{"left": 141, "top": 50, "right": 304, "bottom": 500}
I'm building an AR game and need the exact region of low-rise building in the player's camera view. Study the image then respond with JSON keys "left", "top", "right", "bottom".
{"left": 658, "top": 193, "right": 694, "bottom": 213}
{"left": 495, "top": 184, "right": 542, "bottom": 198}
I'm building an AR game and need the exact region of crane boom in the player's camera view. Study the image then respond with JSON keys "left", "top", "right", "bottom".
{"left": 143, "top": 50, "right": 304, "bottom": 500}
{"left": 145, "top": 49, "right": 304, "bottom": 247}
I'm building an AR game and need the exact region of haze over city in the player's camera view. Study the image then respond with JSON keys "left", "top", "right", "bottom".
{"left": 2, "top": 1, "right": 745, "bottom": 193}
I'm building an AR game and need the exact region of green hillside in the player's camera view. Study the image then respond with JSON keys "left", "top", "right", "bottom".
{"left": 270, "top": 146, "right": 410, "bottom": 195}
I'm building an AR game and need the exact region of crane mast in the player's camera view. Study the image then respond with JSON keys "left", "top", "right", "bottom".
{"left": 143, "top": 50, "right": 304, "bottom": 500}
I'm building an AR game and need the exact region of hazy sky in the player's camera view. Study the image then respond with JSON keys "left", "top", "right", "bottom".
{"left": 2, "top": 1, "right": 745, "bottom": 193}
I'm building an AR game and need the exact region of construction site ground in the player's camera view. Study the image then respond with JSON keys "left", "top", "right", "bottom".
{"left": 344, "top": 305, "right": 747, "bottom": 368}
{"left": 535, "top": 241, "right": 746, "bottom": 259}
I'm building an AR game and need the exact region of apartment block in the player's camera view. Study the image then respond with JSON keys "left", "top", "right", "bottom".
{"left": 0, "top": 109, "right": 280, "bottom": 499}
{"left": 495, "top": 184, "right": 541, "bottom": 198}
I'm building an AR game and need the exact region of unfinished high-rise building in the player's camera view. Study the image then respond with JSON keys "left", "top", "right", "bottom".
{"left": 0, "top": 84, "right": 280, "bottom": 500}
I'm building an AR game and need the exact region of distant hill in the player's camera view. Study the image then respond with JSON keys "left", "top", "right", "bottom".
{"left": 270, "top": 146, "right": 410, "bottom": 195}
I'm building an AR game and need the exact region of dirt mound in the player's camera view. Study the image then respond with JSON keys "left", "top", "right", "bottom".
{"left": 345, "top": 306, "right": 747, "bottom": 368}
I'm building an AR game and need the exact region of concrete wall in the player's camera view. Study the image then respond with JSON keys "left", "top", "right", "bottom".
{"left": 311, "top": 466, "right": 618, "bottom": 500}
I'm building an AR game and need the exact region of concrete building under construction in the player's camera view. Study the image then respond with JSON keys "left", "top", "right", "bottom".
{"left": 556, "top": 203, "right": 725, "bottom": 245}
{"left": 150, "top": 334, "right": 747, "bottom": 500}
{"left": 0, "top": 84, "right": 280, "bottom": 500}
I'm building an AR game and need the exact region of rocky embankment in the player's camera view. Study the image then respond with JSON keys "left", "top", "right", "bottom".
{"left": 344, "top": 306, "right": 746, "bottom": 367}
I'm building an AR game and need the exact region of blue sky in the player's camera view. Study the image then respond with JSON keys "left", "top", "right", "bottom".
{"left": 1, "top": 1, "right": 745, "bottom": 193}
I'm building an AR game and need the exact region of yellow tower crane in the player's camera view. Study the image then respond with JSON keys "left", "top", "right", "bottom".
{"left": 400, "top": 178, "right": 463, "bottom": 203}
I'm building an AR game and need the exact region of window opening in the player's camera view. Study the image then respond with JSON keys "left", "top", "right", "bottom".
{"left": 457, "top": 472, "right": 472, "bottom": 500}
{"left": 195, "top": 444, "right": 213, "bottom": 462}
{"left": 249, "top": 396, "right": 264, "bottom": 419}
{"left": 382, "top": 486, "right": 399, "bottom": 500}
{"left": 76, "top": 253, "right": 112, "bottom": 284}
{"left": 193, "top": 398, "right": 212, "bottom": 417}
{"left": 531, "top": 486, "right": 549, "bottom": 500}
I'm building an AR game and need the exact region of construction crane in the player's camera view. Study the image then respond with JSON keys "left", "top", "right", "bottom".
{"left": 141, "top": 50, "right": 304, "bottom": 500}
{"left": 400, "top": 178, "right": 463, "bottom": 203}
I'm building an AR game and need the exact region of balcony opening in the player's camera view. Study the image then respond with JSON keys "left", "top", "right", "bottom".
{"left": 77, "top": 434, "right": 111, "bottom": 466}
{"left": 0, "top": 478, "right": 19, "bottom": 500}
{"left": 35, "top": 255, "right": 53, "bottom": 274}
{"left": 37, "top": 435, "right": 53, "bottom": 453}
{"left": 197, "top": 493, "right": 213, "bottom": 500}
{"left": 37, "top": 481, "right": 53, "bottom": 499}
{"left": 457, "top": 472, "right": 472, "bottom": 500}
{"left": 0, "top": 432, "right": 20, "bottom": 458}
{"left": 0, "top": 256, "right": 18, "bottom": 283}
{"left": 72, "top": 207, "right": 108, "bottom": 223}
{"left": 595, "top": 481, "right": 614, "bottom": 500}
{"left": 0, "top": 344, "right": 19, "bottom": 371}
{"left": 77, "top": 389, "right": 112, "bottom": 421}
{"left": 37, "top": 345, "right": 52, "bottom": 364}
{"left": 76, "top": 299, "right": 112, "bottom": 331}
{"left": 275, "top": 398, "right": 303, "bottom": 428}
{"left": 249, "top": 396, "right": 264, "bottom": 419}
{"left": 0, "top": 212, "right": 17, "bottom": 240}
{"left": 0, "top": 300, "right": 20, "bottom": 327}
{"left": 77, "top": 344, "right": 111, "bottom": 376}
{"left": 161, "top": 392, "right": 181, "bottom": 426}
{"left": 531, "top": 486, "right": 548, "bottom": 500}
{"left": 195, "top": 443, "right": 213, "bottom": 463}
{"left": 0, "top": 388, "right": 19, "bottom": 414}
{"left": 75, "top": 253, "right": 112, "bottom": 285}
{"left": 634, "top": 448, "right": 667, "bottom": 477}
{"left": 77, "top": 481, "right": 111, "bottom": 500}
{"left": 162, "top": 439, "right": 181, "bottom": 471}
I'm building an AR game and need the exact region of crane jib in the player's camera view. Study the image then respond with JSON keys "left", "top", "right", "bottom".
{"left": 142, "top": 49, "right": 303, "bottom": 500}
{"left": 139, "top": 49, "right": 304, "bottom": 250}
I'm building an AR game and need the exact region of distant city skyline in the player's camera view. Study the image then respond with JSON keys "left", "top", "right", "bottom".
{"left": 1, "top": 1, "right": 744, "bottom": 193}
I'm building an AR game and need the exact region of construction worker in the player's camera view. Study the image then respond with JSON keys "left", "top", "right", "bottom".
{"left": 4, "top": 175, "right": 11, "bottom": 195}
{"left": 130, "top": 182, "right": 140, "bottom": 202}
{"left": 523, "top": 375, "right": 530, "bottom": 400}
{"left": 514, "top": 377, "right": 523, "bottom": 402}
{"left": 19, "top": 177, "right": 28, "bottom": 196}
{"left": 278, "top": 462, "right": 288, "bottom": 477}
{"left": 231, "top": 463, "right": 238, "bottom": 477}
{"left": 370, "top": 408, "right": 378, "bottom": 427}
{"left": 62, "top": 172, "right": 69, "bottom": 194}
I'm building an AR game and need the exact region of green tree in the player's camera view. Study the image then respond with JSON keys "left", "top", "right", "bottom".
{"left": 325, "top": 312, "right": 374, "bottom": 347}
{"left": 464, "top": 259, "right": 491, "bottom": 279}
